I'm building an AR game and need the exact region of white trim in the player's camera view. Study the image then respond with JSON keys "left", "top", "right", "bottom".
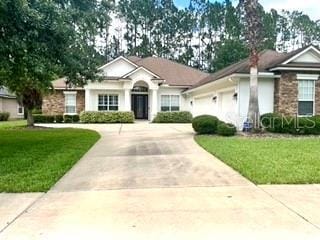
{"left": 298, "top": 79, "right": 316, "bottom": 116}
{"left": 282, "top": 46, "right": 320, "bottom": 65}
{"left": 64, "top": 91, "right": 77, "bottom": 114}
{"left": 98, "top": 56, "right": 138, "bottom": 70}
{"left": 122, "top": 66, "right": 161, "bottom": 79}
{"left": 184, "top": 72, "right": 277, "bottom": 94}
{"left": 97, "top": 93, "right": 119, "bottom": 112}
{"left": 160, "top": 94, "right": 181, "bottom": 112}
{"left": 63, "top": 91, "right": 77, "bottom": 95}
{"left": 297, "top": 74, "right": 319, "bottom": 80}
{"left": 17, "top": 104, "right": 24, "bottom": 116}
{"left": 270, "top": 67, "right": 320, "bottom": 71}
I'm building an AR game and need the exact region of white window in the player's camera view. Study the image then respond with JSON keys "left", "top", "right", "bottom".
{"left": 98, "top": 94, "right": 118, "bottom": 111}
{"left": 17, "top": 104, "right": 24, "bottom": 115}
{"left": 161, "top": 95, "right": 180, "bottom": 112}
{"left": 64, "top": 92, "right": 77, "bottom": 114}
{"left": 298, "top": 80, "right": 315, "bottom": 116}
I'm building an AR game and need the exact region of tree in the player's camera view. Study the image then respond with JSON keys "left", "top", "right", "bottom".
{"left": 242, "top": 0, "right": 263, "bottom": 130}
{"left": 0, "top": 0, "right": 111, "bottom": 126}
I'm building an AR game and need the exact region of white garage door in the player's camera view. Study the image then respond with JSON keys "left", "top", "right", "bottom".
{"left": 194, "top": 96, "right": 215, "bottom": 117}
{"left": 219, "top": 91, "right": 236, "bottom": 122}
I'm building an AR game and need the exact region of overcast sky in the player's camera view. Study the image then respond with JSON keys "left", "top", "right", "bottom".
{"left": 174, "top": 0, "right": 319, "bottom": 20}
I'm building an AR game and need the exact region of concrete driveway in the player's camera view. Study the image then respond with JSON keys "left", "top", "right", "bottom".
{"left": 1, "top": 123, "right": 320, "bottom": 239}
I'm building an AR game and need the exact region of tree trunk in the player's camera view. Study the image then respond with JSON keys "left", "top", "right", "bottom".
{"left": 247, "top": 66, "right": 260, "bottom": 130}
{"left": 26, "top": 108, "right": 34, "bottom": 127}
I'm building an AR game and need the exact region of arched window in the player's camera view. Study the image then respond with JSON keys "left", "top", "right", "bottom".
{"left": 132, "top": 86, "right": 148, "bottom": 92}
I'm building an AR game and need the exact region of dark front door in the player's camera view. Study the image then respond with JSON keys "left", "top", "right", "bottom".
{"left": 132, "top": 94, "right": 148, "bottom": 119}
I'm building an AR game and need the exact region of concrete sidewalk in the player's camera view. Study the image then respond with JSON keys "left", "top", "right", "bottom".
{"left": 1, "top": 123, "right": 319, "bottom": 239}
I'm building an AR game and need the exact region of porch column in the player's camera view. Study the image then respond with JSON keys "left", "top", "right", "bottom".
{"left": 85, "top": 88, "right": 90, "bottom": 111}
{"left": 124, "top": 88, "right": 131, "bottom": 111}
{"left": 151, "top": 89, "right": 158, "bottom": 120}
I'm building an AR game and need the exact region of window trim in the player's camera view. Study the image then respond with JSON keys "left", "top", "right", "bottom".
{"left": 297, "top": 79, "right": 316, "bottom": 117}
{"left": 160, "top": 94, "right": 180, "bottom": 112}
{"left": 17, "top": 104, "right": 24, "bottom": 116}
{"left": 98, "top": 94, "right": 119, "bottom": 112}
{"left": 64, "top": 91, "right": 77, "bottom": 115}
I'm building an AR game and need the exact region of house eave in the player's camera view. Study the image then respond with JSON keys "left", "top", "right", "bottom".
{"left": 269, "top": 67, "right": 320, "bottom": 71}
{"left": 184, "top": 72, "right": 277, "bottom": 94}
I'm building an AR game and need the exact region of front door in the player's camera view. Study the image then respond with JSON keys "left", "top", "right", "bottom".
{"left": 132, "top": 94, "right": 148, "bottom": 119}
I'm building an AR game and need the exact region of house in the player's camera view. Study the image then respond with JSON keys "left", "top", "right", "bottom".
{"left": 42, "top": 56, "right": 209, "bottom": 120}
{"left": 184, "top": 44, "right": 320, "bottom": 126}
{"left": 0, "top": 87, "right": 24, "bottom": 119}
{"left": 43, "top": 44, "right": 320, "bottom": 127}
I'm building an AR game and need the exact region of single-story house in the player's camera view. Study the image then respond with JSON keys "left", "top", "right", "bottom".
{"left": 0, "top": 87, "right": 24, "bottom": 119}
{"left": 43, "top": 44, "right": 320, "bottom": 127}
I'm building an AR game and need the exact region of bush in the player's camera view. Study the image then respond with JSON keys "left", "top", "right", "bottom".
{"left": 192, "top": 115, "right": 220, "bottom": 134}
{"left": 152, "top": 111, "right": 192, "bottom": 123}
{"left": 32, "top": 109, "right": 42, "bottom": 115}
{"left": 64, "top": 114, "right": 80, "bottom": 123}
{"left": 0, "top": 112, "right": 10, "bottom": 121}
{"left": 55, "top": 115, "right": 64, "bottom": 123}
{"left": 80, "top": 111, "right": 135, "bottom": 123}
{"left": 33, "top": 114, "right": 55, "bottom": 123}
{"left": 261, "top": 113, "right": 320, "bottom": 135}
{"left": 217, "top": 122, "right": 237, "bottom": 136}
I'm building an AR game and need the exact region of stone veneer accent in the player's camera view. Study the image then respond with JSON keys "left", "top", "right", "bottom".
{"left": 274, "top": 72, "right": 320, "bottom": 116}
{"left": 315, "top": 77, "right": 320, "bottom": 115}
{"left": 274, "top": 72, "right": 298, "bottom": 116}
{"left": 42, "top": 90, "right": 85, "bottom": 115}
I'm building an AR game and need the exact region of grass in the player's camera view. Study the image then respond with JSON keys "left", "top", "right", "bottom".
{"left": 195, "top": 135, "right": 320, "bottom": 184}
{"left": 0, "top": 127, "right": 100, "bottom": 192}
{"left": 0, "top": 120, "right": 27, "bottom": 130}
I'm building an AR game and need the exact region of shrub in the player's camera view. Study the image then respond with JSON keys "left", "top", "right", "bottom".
{"left": 33, "top": 114, "right": 55, "bottom": 123}
{"left": 32, "top": 109, "right": 42, "bottom": 115}
{"left": 152, "top": 111, "right": 192, "bottom": 123}
{"left": 55, "top": 115, "right": 64, "bottom": 123}
{"left": 192, "top": 115, "right": 220, "bottom": 134}
{"left": 0, "top": 112, "right": 10, "bottom": 121}
{"left": 261, "top": 113, "right": 320, "bottom": 135}
{"left": 64, "top": 114, "right": 80, "bottom": 123}
{"left": 217, "top": 122, "right": 237, "bottom": 136}
{"left": 80, "top": 111, "right": 135, "bottom": 123}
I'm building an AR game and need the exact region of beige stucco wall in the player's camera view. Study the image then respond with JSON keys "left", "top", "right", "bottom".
{"left": 0, "top": 97, "right": 23, "bottom": 119}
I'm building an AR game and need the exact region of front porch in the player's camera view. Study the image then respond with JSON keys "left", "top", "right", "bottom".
{"left": 84, "top": 78, "right": 159, "bottom": 121}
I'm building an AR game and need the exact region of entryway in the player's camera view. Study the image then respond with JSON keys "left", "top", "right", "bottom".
{"left": 131, "top": 94, "right": 148, "bottom": 119}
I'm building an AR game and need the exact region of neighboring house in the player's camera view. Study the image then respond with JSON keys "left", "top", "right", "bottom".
{"left": 0, "top": 87, "right": 24, "bottom": 119}
{"left": 43, "top": 44, "right": 320, "bottom": 127}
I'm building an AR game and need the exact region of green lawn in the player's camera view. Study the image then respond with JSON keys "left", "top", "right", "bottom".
{"left": 195, "top": 135, "right": 320, "bottom": 184}
{"left": 0, "top": 120, "right": 27, "bottom": 130}
{"left": 0, "top": 127, "right": 100, "bottom": 192}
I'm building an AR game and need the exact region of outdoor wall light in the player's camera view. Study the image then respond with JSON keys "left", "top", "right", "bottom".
{"left": 190, "top": 101, "right": 193, "bottom": 106}
{"left": 233, "top": 93, "right": 238, "bottom": 101}
{"left": 212, "top": 96, "right": 217, "bottom": 102}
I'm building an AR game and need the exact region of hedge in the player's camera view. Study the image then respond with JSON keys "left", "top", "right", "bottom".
{"left": 192, "top": 115, "right": 220, "bottom": 134}
{"left": 0, "top": 112, "right": 10, "bottom": 121}
{"left": 152, "top": 111, "right": 193, "bottom": 123}
{"left": 64, "top": 114, "right": 80, "bottom": 123}
{"left": 33, "top": 114, "right": 55, "bottom": 123}
{"left": 217, "top": 122, "right": 237, "bottom": 136}
{"left": 261, "top": 113, "right": 320, "bottom": 135}
{"left": 55, "top": 115, "right": 64, "bottom": 123}
{"left": 80, "top": 111, "right": 135, "bottom": 123}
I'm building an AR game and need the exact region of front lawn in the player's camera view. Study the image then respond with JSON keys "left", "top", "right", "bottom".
{"left": 195, "top": 136, "right": 320, "bottom": 184}
{"left": 0, "top": 120, "right": 27, "bottom": 130}
{"left": 0, "top": 128, "right": 100, "bottom": 192}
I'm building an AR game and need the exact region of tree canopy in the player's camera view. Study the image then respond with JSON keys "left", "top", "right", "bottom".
{"left": 0, "top": 0, "right": 112, "bottom": 125}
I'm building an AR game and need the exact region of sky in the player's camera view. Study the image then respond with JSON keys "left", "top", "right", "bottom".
{"left": 173, "top": 0, "right": 319, "bottom": 20}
